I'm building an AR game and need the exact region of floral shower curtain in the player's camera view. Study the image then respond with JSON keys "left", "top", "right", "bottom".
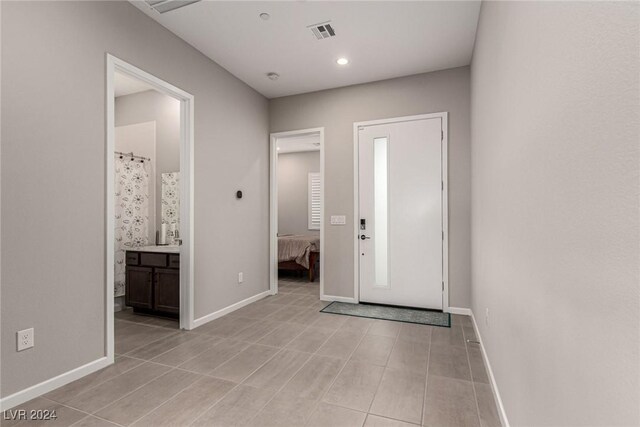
{"left": 161, "top": 172, "right": 180, "bottom": 242}
{"left": 114, "top": 157, "right": 151, "bottom": 297}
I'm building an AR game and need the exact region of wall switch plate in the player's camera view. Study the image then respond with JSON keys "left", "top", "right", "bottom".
{"left": 17, "top": 328, "right": 34, "bottom": 352}
{"left": 238, "top": 272, "right": 243, "bottom": 284}
{"left": 330, "top": 215, "right": 346, "bottom": 225}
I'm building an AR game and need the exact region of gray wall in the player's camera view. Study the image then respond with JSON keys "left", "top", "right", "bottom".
{"left": 115, "top": 90, "right": 181, "bottom": 235}
{"left": 471, "top": 2, "right": 639, "bottom": 425}
{"left": 270, "top": 67, "right": 471, "bottom": 307}
{"left": 1, "top": 1, "right": 268, "bottom": 398}
{"left": 278, "top": 151, "right": 320, "bottom": 236}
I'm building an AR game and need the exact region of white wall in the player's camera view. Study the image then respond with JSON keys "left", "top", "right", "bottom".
{"left": 1, "top": 1, "right": 268, "bottom": 399}
{"left": 278, "top": 151, "right": 320, "bottom": 236}
{"left": 471, "top": 2, "right": 640, "bottom": 425}
{"left": 115, "top": 90, "right": 181, "bottom": 236}
{"left": 270, "top": 67, "right": 471, "bottom": 307}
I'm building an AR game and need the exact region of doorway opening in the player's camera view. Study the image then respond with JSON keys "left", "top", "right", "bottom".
{"left": 270, "top": 128, "right": 325, "bottom": 299}
{"left": 106, "top": 55, "right": 195, "bottom": 362}
{"left": 353, "top": 113, "right": 449, "bottom": 312}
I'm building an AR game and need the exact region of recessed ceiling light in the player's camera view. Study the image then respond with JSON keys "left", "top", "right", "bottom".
{"left": 259, "top": 12, "right": 270, "bottom": 20}
{"left": 266, "top": 72, "right": 280, "bottom": 81}
{"left": 336, "top": 58, "right": 349, "bottom": 65}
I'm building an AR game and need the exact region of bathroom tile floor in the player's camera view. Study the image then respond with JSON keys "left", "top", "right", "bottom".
{"left": 3, "top": 278, "right": 501, "bottom": 427}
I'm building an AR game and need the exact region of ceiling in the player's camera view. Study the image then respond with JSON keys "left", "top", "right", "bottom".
{"left": 277, "top": 134, "right": 320, "bottom": 154}
{"left": 130, "top": 1, "right": 481, "bottom": 99}
{"left": 114, "top": 71, "right": 155, "bottom": 97}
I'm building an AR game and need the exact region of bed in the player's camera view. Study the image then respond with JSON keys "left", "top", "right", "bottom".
{"left": 278, "top": 235, "right": 320, "bottom": 282}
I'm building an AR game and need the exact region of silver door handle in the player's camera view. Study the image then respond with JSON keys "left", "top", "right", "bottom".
{"left": 360, "top": 235, "right": 371, "bottom": 240}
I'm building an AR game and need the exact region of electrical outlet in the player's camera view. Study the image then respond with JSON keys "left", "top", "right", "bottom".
{"left": 238, "top": 272, "right": 243, "bottom": 284}
{"left": 17, "top": 328, "right": 34, "bottom": 352}
{"left": 485, "top": 308, "right": 490, "bottom": 326}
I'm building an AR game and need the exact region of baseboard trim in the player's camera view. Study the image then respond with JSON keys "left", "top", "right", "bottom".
{"left": 192, "top": 290, "right": 271, "bottom": 329}
{"left": 320, "top": 295, "right": 357, "bottom": 304}
{"left": 470, "top": 311, "right": 511, "bottom": 427}
{"left": 1, "top": 290, "right": 275, "bottom": 411}
{"left": 0, "top": 356, "right": 112, "bottom": 412}
{"left": 448, "top": 306, "right": 472, "bottom": 315}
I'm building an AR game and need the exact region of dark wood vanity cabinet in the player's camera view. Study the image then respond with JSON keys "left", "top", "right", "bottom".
{"left": 125, "top": 251, "right": 179, "bottom": 317}
{"left": 154, "top": 268, "right": 179, "bottom": 314}
{"left": 125, "top": 267, "right": 153, "bottom": 310}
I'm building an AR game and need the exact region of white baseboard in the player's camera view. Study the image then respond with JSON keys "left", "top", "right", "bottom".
{"left": 321, "top": 295, "right": 357, "bottom": 304}
{"left": 1, "top": 290, "right": 273, "bottom": 411}
{"left": 191, "top": 290, "right": 271, "bottom": 329}
{"left": 0, "top": 356, "right": 112, "bottom": 412}
{"left": 448, "top": 306, "right": 472, "bottom": 315}
{"left": 470, "top": 311, "right": 510, "bottom": 427}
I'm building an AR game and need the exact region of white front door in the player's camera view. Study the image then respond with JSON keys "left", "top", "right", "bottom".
{"left": 357, "top": 117, "right": 443, "bottom": 309}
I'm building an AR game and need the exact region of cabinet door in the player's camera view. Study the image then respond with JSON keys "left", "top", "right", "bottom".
{"left": 154, "top": 268, "right": 180, "bottom": 314}
{"left": 125, "top": 267, "right": 153, "bottom": 309}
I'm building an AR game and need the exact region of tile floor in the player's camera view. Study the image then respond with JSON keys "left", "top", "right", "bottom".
{"left": 2, "top": 278, "right": 501, "bottom": 427}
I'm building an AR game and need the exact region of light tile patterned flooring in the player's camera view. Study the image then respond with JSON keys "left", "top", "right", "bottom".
{"left": 3, "top": 278, "right": 501, "bottom": 427}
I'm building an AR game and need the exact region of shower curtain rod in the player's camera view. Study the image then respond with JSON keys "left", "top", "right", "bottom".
{"left": 115, "top": 151, "right": 151, "bottom": 162}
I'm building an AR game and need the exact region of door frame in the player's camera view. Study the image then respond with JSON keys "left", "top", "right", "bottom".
{"left": 106, "top": 54, "right": 196, "bottom": 363}
{"left": 269, "top": 128, "right": 325, "bottom": 298}
{"left": 352, "top": 112, "right": 449, "bottom": 312}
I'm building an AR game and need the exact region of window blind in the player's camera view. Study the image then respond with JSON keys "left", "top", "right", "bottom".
{"left": 308, "top": 172, "right": 321, "bottom": 230}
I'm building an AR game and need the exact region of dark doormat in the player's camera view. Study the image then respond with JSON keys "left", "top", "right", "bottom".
{"left": 321, "top": 301, "right": 450, "bottom": 328}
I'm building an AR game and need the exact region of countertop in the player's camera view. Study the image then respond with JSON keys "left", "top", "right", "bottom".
{"left": 127, "top": 245, "right": 180, "bottom": 254}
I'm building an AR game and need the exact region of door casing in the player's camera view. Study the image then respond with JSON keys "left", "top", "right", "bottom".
{"left": 269, "top": 128, "right": 325, "bottom": 300}
{"left": 352, "top": 112, "right": 449, "bottom": 312}
{"left": 106, "top": 54, "right": 196, "bottom": 367}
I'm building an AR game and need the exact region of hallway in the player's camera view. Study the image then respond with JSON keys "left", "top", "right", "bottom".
{"left": 4, "top": 281, "right": 499, "bottom": 426}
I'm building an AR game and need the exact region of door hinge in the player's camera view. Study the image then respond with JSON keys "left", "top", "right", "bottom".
{"left": 442, "top": 281, "right": 444, "bottom": 291}
{"left": 442, "top": 231, "right": 444, "bottom": 240}
{"left": 441, "top": 130, "right": 443, "bottom": 141}
{"left": 442, "top": 181, "right": 444, "bottom": 191}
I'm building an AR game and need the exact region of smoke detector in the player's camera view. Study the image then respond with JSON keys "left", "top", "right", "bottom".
{"left": 307, "top": 21, "right": 336, "bottom": 40}
{"left": 266, "top": 72, "right": 280, "bottom": 81}
{"left": 145, "top": 0, "right": 201, "bottom": 14}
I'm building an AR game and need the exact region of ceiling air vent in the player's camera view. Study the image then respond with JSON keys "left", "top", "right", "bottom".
{"left": 145, "top": 0, "right": 201, "bottom": 14}
{"left": 307, "top": 21, "right": 336, "bottom": 40}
